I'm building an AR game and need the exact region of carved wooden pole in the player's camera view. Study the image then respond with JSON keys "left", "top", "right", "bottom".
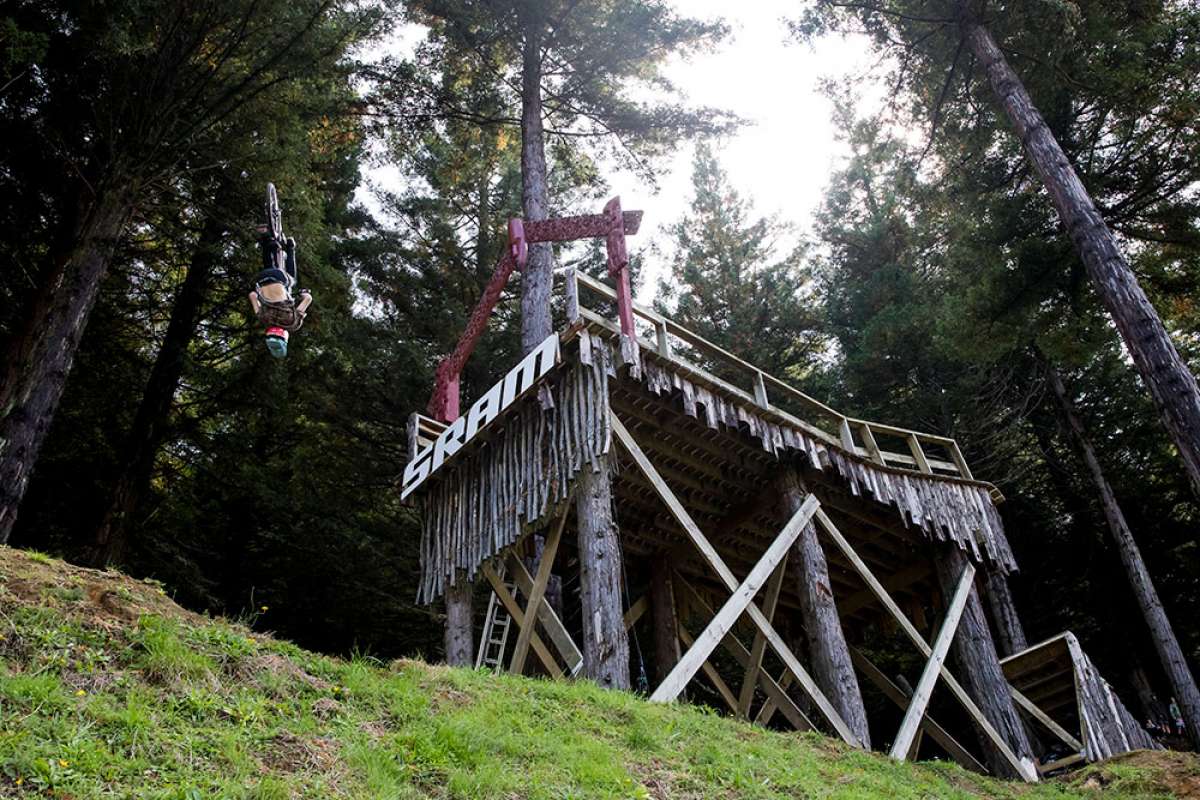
{"left": 779, "top": 469, "right": 871, "bottom": 747}
{"left": 934, "top": 544, "right": 1034, "bottom": 778}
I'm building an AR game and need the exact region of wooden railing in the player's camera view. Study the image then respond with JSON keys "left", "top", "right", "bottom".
{"left": 566, "top": 269, "right": 975, "bottom": 481}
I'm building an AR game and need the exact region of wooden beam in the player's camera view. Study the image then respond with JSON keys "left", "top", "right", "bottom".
{"left": 890, "top": 562, "right": 975, "bottom": 761}
{"left": 737, "top": 554, "right": 788, "bottom": 718}
{"left": 1037, "top": 753, "right": 1085, "bottom": 774}
{"left": 650, "top": 496, "right": 818, "bottom": 702}
{"left": 850, "top": 649, "right": 987, "bottom": 775}
{"left": 505, "top": 556, "right": 583, "bottom": 674}
{"left": 1011, "top": 687, "right": 1084, "bottom": 752}
{"left": 509, "top": 505, "right": 568, "bottom": 674}
{"left": 907, "top": 434, "right": 933, "bottom": 474}
{"left": 676, "top": 573, "right": 815, "bottom": 732}
{"left": 481, "top": 563, "right": 563, "bottom": 679}
{"left": 678, "top": 626, "right": 740, "bottom": 714}
{"left": 814, "top": 508, "right": 1038, "bottom": 782}
{"left": 624, "top": 594, "right": 650, "bottom": 630}
{"left": 612, "top": 413, "right": 859, "bottom": 746}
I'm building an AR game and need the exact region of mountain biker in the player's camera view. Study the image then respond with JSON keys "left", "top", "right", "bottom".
{"left": 249, "top": 186, "right": 312, "bottom": 358}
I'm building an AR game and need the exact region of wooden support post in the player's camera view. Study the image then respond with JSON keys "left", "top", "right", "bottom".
{"left": 655, "top": 320, "right": 671, "bottom": 358}
{"left": 815, "top": 507, "right": 1038, "bottom": 782}
{"left": 510, "top": 506, "right": 568, "bottom": 674}
{"left": 444, "top": 572, "right": 474, "bottom": 667}
{"left": 575, "top": 459, "right": 631, "bottom": 690}
{"left": 506, "top": 555, "right": 584, "bottom": 674}
{"left": 753, "top": 371, "right": 770, "bottom": 408}
{"left": 651, "top": 495, "right": 818, "bottom": 702}
{"left": 611, "top": 414, "right": 858, "bottom": 745}
{"left": 481, "top": 563, "right": 563, "bottom": 678}
{"left": 950, "top": 441, "right": 974, "bottom": 480}
{"left": 651, "top": 556, "right": 682, "bottom": 685}
{"left": 780, "top": 469, "right": 872, "bottom": 748}
{"left": 839, "top": 418, "right": 856, "bottom": 452}
{"left": 891, "top": 562, "right": 975, "bottom": 761}
{"left": 851, "top": 649, "right": 987, "bottom": 774}
{"left": 736, "top": 553, "right": 788, "bottom": 718}
{"left": 934, "top": 543, "right": 1036, "bottom": 780}
{"left": 982, "top": 567, "right": 1029, "bottom": 657}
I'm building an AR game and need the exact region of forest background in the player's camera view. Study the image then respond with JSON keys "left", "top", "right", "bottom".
{"left": 1, "top": 0, "right": 1197, "bottom": 744}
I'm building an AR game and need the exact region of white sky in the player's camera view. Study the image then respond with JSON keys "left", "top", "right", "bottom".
{"left": 363, "top": 0, "right": 885, "bottom": 300}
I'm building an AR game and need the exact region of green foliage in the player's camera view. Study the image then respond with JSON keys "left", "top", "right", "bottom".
{"left": 656, "top": 143, "right": 826, "bottom": 382}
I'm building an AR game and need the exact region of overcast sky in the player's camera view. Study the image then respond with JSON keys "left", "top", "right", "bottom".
{"left": 364, "top": 1, "right": 884, "bottom": 298}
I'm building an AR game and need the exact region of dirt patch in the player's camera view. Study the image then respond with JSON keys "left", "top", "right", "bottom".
{"left": 1066, "top": 749, "right": 1200, "bottom": 799}
{"left": 313, "top": 697, "right": 342, "bottom": 719}
{"left": 259, "top": 731, "right": 339, "bottom": 774}
{"left": 0, "top": 547, "right": 208, "bottom": 631}
{"left": 236, "top": 653, "right": 330, "bottom": 692}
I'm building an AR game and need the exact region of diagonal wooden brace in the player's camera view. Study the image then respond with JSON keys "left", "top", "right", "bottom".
{"left": 505, "top": 555, "right": 583, "bottom": 675}
{"left": 890, "top": 562, "right": 975, "bottom": 760}
{"left": 737, "top": 553, "right": 788, "bottom": 718}
{"left": 851, "top": 649, "right": 987, "bottom": 774}
{"left": 509, "top": 504, "right": 569, "bottom": 674}
{"left": 676, "top": 573, "right": 815, "bottom": 732}
{"left": 611, "top": 413, "right": 860, "bottom": 747}
{"left": 481, "top": 562, "right": 563, "bottom": 679}
{"left": 814, "top": 507, "right": 1038, "bottom": 782}
{"left": 650, "top": 494, "right": 818, "bottom": 703}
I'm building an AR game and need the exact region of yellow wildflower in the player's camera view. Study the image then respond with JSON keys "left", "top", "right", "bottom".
{"left": 58, "top": 759, "right": 69, "bottom": 767}
{"left": 75, "top": 689, "right": 86, "bottom": 696}
{"left": 260, "top": 605, "right": 269, "bottom": 612}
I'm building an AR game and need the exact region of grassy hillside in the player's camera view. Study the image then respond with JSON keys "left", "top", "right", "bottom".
{"left": 1, "top": 547, "right": 1196, "bottom": 799}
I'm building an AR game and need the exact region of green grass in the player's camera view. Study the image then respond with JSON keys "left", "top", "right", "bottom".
{"left": 0, "top": 546, "right": 1190, "bottom": 799}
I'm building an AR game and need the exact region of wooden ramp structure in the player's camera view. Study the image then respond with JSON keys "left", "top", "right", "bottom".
{"left": 401, "top": 202, "right": 1156, "bottom": 783}
{"left": 1002, "top": 633, "right": 1161, "bottom": 773}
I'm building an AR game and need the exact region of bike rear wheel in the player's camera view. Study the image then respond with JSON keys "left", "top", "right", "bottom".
{"left": 265, "top": 183, "right": 283, "bottom": 241}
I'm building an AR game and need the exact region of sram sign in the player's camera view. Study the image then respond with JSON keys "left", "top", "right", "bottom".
{"left": 402, "top": 333, "right": 560, "bottom": 500}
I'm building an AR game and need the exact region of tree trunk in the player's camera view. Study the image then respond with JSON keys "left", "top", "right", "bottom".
{"left": 779, "top": 469, "right": 871, "bottom": 747}
{"left": 0, "top": 189, "right": 134, "bottom": 543}
{"left": 443, "top": 572, "right": 474, "bottom": 666}
{"left": 650, "top": 554, "right": 682, "bottom": 686}
{"left": 934, "top": 543, "right": 1035, "bottom": 778}
{"left": 1129, "top": 659, "right": 1170, "bottom": 728}
{"left": 519, "top": 24, "right": 553, "bottom": 354}
{"left": 962, "top": 16, "right": 1200, "bottom": 501}
{"left": 575, "top": 461, "right": 630, "bottom": 690}
{"left": 1046, "top": 364, "right": 1200, "bottom": 746}
{"left": 90, "top": 210, "right": 225, "bottom": 567}
{"left": 982, "top": 567, "right": 1029, "bottom": 657}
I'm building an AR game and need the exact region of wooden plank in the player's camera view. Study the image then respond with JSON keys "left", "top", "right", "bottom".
{"left": 1038, "top": 753, "right": 1085, "bottom": 774}
{"left": 564, "top": 268, "right": 580, "bottom": 322}
{"left": 624, "top": 594, "right": 650, "bottom": 630}
{"left": 505, "top": 556, "right": 583, "bottom": 673}
{"left": 510, "top": 504, "right": 568, "bottom": 674}
{"left": 655, "top": 320, "right": 672, "bottom": 358}
{"left": 612, "top": 413, "right": 859, "bottom": 746}
{"left": 678, "top": 626, "right": 740, "bottom": 714}
{"left": 481, "top": 563, "right": 563, "bottom": 679}
{"left": 850, "top": 649, "right": 987, "bottom": 774}
{"left": 753, "top": 371, "right": 770, "bottom": 408}
{"left": 737, "top": 553, "right": 788, "bottom": 718}
{"left": 1011, "top": 687, "right": 1084, "bottom": 752}
{"left": 950, "top": 442, "right": 974, "bottom": 480}
{"left": 890, "top": 563, "right": 975, "bottom": 760}
{"left": 814, "top": 507, "right": 1038, "bottom": 782}
{"left": 677, "top": 575, "right": 815, "bottom": 732}
{"left": 859, "top": 423, "right": 884, "bottom": 465}
{"left": 650, "top": 495, "right": 818, "bottom": 702}
{"left": 907, "top": 434, "right": 933, "bottom": 474}
{"left": 754, "top": 670, "right": 794, "bottom": 726}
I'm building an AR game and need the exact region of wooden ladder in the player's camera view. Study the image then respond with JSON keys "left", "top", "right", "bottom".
{"left": 476, "top": 563, "right": 516, "bottom": 672}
